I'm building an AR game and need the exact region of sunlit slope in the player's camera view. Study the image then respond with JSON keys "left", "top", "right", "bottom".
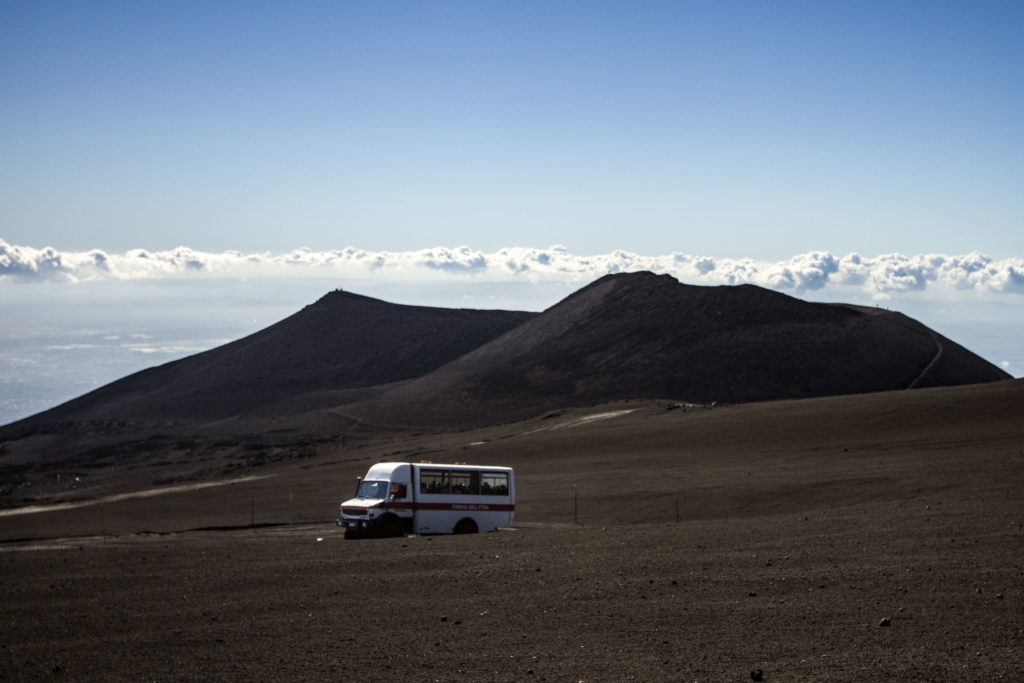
{"left": 3, "top": 377, "right": 1021, "bottom": 539}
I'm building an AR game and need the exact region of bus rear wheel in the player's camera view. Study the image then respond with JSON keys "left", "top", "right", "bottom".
{"left": 453, "top": 518, "right": 478, "bottom": 534}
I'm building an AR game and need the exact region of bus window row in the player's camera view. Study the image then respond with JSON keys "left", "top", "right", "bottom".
{"left": 419, "top": 469, "right": 509, "bottom": 496}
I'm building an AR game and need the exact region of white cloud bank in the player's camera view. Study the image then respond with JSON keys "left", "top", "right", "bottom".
{"left": 2, "top": 238, "right": 1023, "bottom": 298}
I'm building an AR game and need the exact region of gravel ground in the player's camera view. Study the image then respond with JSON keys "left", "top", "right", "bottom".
{"left": 3, "top": 493, "right": 1021, "bottom": 681}
{"left": 3, "top": 384, "right": 1023, "bottom": 681}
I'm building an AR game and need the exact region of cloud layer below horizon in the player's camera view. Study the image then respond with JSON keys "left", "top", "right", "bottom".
{"left": 3, "top": 238, "right": 1022, "bottom": 426}
{"left": 3, "top": 239, "right": 1023, "bottom": 299}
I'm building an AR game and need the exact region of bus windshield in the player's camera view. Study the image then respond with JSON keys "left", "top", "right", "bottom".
{"left": 356, "top": 480, "right": 389, "bottom": 500}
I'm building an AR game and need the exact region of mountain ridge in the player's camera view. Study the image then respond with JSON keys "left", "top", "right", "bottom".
{"left": 332, "top": 272, "right": 1009, "bottom": 430}
{"left": 2, "top": 271, "right": 1010, "bottom": 436}
{"left": 4, "top": 289, "right": 536, "bottom": 427}
{"left": 0, "top": 271, "right": 1010, "bottom": 501}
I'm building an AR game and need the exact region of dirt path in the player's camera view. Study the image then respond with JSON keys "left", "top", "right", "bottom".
{"left": 907, "top": 329, "right": 944, "bottom": 389}
{"left": 0, "top": 474, "right": 274, "bottom": 518}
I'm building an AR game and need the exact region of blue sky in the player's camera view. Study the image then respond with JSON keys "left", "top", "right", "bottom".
{"left": 2, "top": 0, "right": 1021, "bottom": 257}
{"left": 1, "top": 1, "right": 1022, "bottom": 424}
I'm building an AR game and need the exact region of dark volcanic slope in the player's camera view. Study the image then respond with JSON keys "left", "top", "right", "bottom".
{"left": 1, "top": 272, "right": 1009, "bottom": 442}
{"left": 342, "top": 272, "right": 1010, "bottom": 429}
{"left": 3, "top": 290, "right": 535, "bottom": 428}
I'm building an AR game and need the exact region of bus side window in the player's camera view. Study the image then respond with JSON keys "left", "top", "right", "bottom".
{"left": 481, "top": 472, "right": 508, "bottom": 496}
{"left": 389, "top": 483, "right": 407, "bottom": 500}
{"left": 420, "top": 469, "right": 449, "bottom": 494}
{"left": 451, "top": 471, "right": 478, "bottom": 495}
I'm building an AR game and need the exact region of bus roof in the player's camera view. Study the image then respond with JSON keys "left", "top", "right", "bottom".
{"left": 365, "top": 462, "right": 513, "bottom": 478}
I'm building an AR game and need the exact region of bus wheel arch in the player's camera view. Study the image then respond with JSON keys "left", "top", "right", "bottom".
{"left": 374, "top": 514, "right": 403, "bottom": 538}
{"left": 453, "top": 518, "right": 479, "bottom": 534}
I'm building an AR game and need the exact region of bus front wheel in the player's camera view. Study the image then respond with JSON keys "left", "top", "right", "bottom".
{"left": 374, "top": 517, "right": 403, "bottom": 538}
{"left": 453, "top": 518, "right": 478, "bottom": 534}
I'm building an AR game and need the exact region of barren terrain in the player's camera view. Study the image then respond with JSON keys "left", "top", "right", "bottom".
{"left": 2, "top": 380, "right": 1022, "bottom": 680}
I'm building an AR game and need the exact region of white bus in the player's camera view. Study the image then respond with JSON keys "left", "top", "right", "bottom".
{"left": 337, "top": 462, "right": 514, "bottom": 539}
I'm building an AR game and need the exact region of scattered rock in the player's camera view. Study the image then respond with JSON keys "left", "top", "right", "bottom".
{"left": 751, "top": 668, "right": 763, "bottom": 681}
{"left": 879, "top": 617, "right": 891, "bottom": 627}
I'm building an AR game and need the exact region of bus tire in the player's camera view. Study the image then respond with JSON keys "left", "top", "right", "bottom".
{"left": 374, "top": 516, "right": 402, "bottom": 538}
{"left": 453, "top": 518, "right": 478, "bottom": 535}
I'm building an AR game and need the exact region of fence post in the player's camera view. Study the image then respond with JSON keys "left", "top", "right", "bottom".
{"left": 573, "top": 484, "right": 578, "bottom": 525}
